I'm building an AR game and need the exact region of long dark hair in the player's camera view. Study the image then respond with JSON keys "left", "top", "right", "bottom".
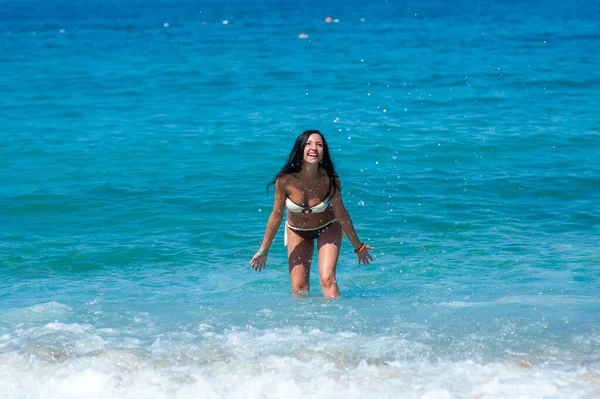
{"left": 267, "top": 130, "right": 340, "bottom": 195}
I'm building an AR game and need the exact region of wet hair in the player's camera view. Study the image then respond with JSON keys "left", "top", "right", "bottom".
{"left": 268, "top": 129, "right": 340, "bottom": 195}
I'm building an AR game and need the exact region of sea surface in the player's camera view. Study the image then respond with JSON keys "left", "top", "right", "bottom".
{"left": 1, "top": 0, "right": 599, "bottom": 398}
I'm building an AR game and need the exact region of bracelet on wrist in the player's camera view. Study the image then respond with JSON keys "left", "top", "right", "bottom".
{"left": 258, "top": 250, "right": 268, "bottom": 256}
{"left": 354, "top": 243, "right": 367, "bottom": 254}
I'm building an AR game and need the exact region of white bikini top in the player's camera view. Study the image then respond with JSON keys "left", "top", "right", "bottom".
{"left": 286, "top": 196, "right": 331, "bottom": 214}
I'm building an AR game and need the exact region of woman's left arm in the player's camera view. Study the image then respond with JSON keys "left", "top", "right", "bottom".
{"left": 330, "top": 177, "right": 373, "bottom": 265}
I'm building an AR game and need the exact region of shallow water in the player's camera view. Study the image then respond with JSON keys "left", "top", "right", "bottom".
{"left": 1, "top": 0, "right": 599, "bottom": 397}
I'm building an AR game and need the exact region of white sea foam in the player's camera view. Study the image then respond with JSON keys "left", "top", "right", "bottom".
{"left": 1, "top": 324, "right": 598, "bottom": 399}
{"left": 2, "top": 302, "right": 72, "bottom": 323}
{"left": 0, "top": 349, "right": 597, "bottom": 399}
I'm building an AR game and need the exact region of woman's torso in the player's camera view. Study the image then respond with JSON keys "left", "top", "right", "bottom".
{"left": 283, "top": 171, "right": 335, "bottom": 229}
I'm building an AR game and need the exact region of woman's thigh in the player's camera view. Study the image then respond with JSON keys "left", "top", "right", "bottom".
{"left": 287, "top": 227, "right": 315, "bottom": 288}
{"left": 317, "top": 221, "right": 342, "bottom": 278}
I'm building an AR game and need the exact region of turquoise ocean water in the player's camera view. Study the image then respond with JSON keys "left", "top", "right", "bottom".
{"left": 1, "top": 0, "right": 599, "bottom": 397}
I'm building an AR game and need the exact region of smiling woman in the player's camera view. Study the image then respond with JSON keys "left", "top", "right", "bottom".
{"left": 249, "top": 130, "right": 373, "bottom": 297}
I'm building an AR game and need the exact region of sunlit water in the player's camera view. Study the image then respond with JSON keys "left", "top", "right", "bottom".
{"left": 1, "top": 0, "right": 599, "bottom": 397}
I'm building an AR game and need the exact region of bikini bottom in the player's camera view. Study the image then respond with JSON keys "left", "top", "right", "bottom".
{"left": 284, "top": 219, "right": 336, "bottom": 246}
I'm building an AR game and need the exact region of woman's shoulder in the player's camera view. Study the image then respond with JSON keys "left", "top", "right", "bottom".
{"left": 327, "top": 172, "right": 340, "bottom": 184}
{"left": 277, "top": 173, "right": 293, "bottom": 182}
{"left": 275, "top": 174, "right": 293, "bottom": 189}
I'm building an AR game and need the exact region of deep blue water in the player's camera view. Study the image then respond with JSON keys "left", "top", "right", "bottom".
{"left": 1, "top": 1, "right": 599, "bottom": 397}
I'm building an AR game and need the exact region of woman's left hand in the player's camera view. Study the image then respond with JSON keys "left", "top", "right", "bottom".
{"left": 357, "top": 245, "right": 374, "bottom": 265}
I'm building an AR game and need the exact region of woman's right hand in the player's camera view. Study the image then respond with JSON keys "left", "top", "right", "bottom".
{"left": 250, "top": 252, "right": 267, "bottom": 271}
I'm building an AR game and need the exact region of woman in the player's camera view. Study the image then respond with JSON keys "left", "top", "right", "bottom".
{"left": 249, "top": 130, "right": 373, "bottom": 297}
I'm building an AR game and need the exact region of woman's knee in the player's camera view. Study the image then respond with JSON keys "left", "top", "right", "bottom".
{"left": 292, "top": 272, "right": 310, "bottom": 292}
{"left": 292, "top": 281, "right": 310, "bottom": 292}
{"left": 290, "top": 265, "right": 310, "bottom": 292}
{"left": 319, "top": 273, "right": 336, "bottom": 288}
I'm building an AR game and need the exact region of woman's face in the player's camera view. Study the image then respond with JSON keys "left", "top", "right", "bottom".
{"left": 303, "top": 133, "right": 324, "bottom": 166}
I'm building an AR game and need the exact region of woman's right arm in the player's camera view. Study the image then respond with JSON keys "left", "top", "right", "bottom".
{"left": 250, "top": 177, "right": 287, "bottom": 271}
